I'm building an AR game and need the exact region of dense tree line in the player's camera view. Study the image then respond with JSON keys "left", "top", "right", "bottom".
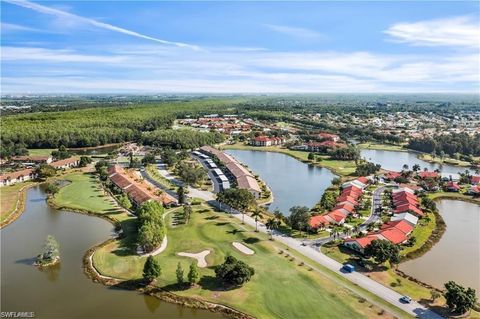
{"left": 407, "top": 133, "right": 480, "bottom": 157}
{"left": 1, "top": 99, "right": 238, "bottom": 155}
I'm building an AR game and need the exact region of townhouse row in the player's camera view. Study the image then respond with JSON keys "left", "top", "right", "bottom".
{"left": 199, "top": 146, "right": 261, "bottom": 198}
{"left": 309, "top": 177, "right": 370, "bottom": 227}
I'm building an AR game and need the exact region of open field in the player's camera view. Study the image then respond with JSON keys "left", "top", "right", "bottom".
{"left": 357, "top": 143, "right": 407, "bottom": 152}
{"left": 27, "top": 148, "right": 55, "bottom": 156}
{"left": 222, "top": 142, "right": 357, "bottom": 176}
{"left": 0, "top": 181, "right": 34, "bottom": 223}
{"left": 50, "top": 172, "right": 130, "bottom": 222}
{"left": 94, "top": 204, "right": 399, "bottom": 319}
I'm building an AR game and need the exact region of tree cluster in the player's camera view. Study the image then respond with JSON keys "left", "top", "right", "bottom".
{"left": 215, "top": 255, "right": 255, "bottom": 286}
{"left": 408, "top": 133, "right": 480, "bottom": 157}
{"left": 137, "top": 201, "right": 166, "bottom": 253}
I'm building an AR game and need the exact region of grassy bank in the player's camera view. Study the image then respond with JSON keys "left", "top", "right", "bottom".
{"left": 145, "top": 165, "right": 177, "bottom": 191}
{"left": 0, "top": 181, "right": 34, "bottom": 226}
{"left": 418, "top": 154, "right": 472, "bottom": 168}
{"left": 94, "top": 204, "right": 401, "bottom": 319}
{"left": 357, "top": 143, "right": 407, "bottom": 152}
{"left": 428, "top": 191, "right": 480, "bottom": 205}
{"left": 49, "top": 171, "right": 130, "bottom": 222}
{"left": 222, "top": 142, "right": 357, "bottom": 176}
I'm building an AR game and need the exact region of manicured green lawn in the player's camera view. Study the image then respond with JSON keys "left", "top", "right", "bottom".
{"left": 51, "top": 172, "right": 128, "bottom": 221}
{"left": 357, "top": 143, "right": 407, "bottom": 152}
{"left": 27, "top": 148, "right": 55, "bottom": 156}
{"left": 145, "top": 165, "right": 177, "bottom": 190}
{"left": 401, "top": 213, "right": 436, "bottom": 256}
{"left": 94, "top": 205, "right": 395, "bottom": 319}
{"left": 418, "top": 154, "right": 471, "bottom": 167}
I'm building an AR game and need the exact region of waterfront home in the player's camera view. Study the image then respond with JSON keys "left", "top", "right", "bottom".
{"left": 445, "top": 181, "right": 460, "bottom": 192}
{"left": 50, "top": 157, "right": 80, "bottom": 169}
{"left": 390, "top": 212, "right": 418, "bottom": 226}
{"left": 200, "top": 146, "right": 261, "bottom": 198}
{"left": 249, "top": 136, "right": 285, "bottom": 147}
{"left": 418, "top": 171, "right": 439, "bottom": 179}
{"left": 107, "top": 165, "right": 178, "bottom": 208}
{"left": 471, "top": 176, "right": 480, "bottom": 185}
{"left": 383, "top": 171, "right": 401, "bottom": 181}
{"left": 0, "top": 168, "right": 37, "bottom": 187}
{"left": 318, "top": 132, "right": 340, "bottom": 142}
{"left": 380, "top": 220, "right": 414, "bottom": 237}
{"left": 306, "top": 141, "right": 342, "bottom": 152}
{"left": 394, "top": 203, "right": 424, "bottom": 217}
{"left": 468, "top": 185, "right": 480, "bottom": 196}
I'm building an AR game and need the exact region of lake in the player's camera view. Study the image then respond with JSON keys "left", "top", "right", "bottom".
{"left": 360, "top": 149, "right": 467, "bottom": 176}
{"left": 225, "top": 150, "right": 336, "bottom": 215}
{"left": 0, "top": 185, "right": 222, "bottom": 319}
{"left": 399, "top": 200, "right": 480, "bottom": 296}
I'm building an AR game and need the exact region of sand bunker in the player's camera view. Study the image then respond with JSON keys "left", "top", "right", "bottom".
{"left": 232, "top": 242, "right": 255, "bottom": 255}
{"left": 177, "top": 250, "right": 210, "bottom": 267}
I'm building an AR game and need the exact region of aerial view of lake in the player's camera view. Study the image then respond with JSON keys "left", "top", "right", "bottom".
{"left": 0, "top": 185, "right": 221, "bottom": 319}
{"left": 360, "top": 149, "right": 467, "bottom": 176}
{"left": 399, "top": 200, "right": 480, "bottom": 296}
{"left": 225, "top": 150, "right": 336, "bottom": 215}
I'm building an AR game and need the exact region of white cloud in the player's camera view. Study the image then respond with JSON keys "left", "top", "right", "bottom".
{"left": 2, "top": 44, "right": 478, "bottom": 93}
{"left": 4, "top": 0, "right": 199, "bottom": 50}
{"left": 385, "top": 15, "right": 480, "bottom": 48}
{"left": 264, "top": 24, "right": 325, "bottom": 39}
{"left": 1, "top": 22, "right": 42, "bottom": 33}
{"left": 1, "top": 47, "right": 126, "bottom": 63}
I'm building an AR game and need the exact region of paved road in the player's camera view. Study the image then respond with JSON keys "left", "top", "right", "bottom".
{"left": 153, "top": 170, "right": 441, "bottom": 319}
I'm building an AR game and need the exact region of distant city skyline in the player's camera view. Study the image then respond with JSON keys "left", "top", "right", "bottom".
{"left": 1, "top": 1, "right": 479, "bottom": 93}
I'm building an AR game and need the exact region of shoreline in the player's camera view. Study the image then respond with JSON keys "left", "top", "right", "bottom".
{"left": 0, "top": 182, "right": 37, "bottom": 229}
{"left": 45, "top": 182, "right": 254, "bottom": 319}
{"left": 222, "top": 143, "right": 351, "bottom": 178}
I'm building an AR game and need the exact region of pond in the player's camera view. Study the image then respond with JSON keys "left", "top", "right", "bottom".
{"left": 399, "top": 200, "right": 480, "bottom": 296}
{"left": 0, "top": 185, "right": 222, "bottom": 319}
{"left": 225, "top": 150, "right": 336, "bottom": 215}
{"left": 359, "top": 149, "right": 468, "bottom": 176}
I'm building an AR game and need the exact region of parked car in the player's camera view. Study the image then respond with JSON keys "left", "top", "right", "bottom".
{"left": 400, "top": 296, "right": 412, "bottom": 303}
{"left": 342, "top": 263, "right": 355, "bottom": 273}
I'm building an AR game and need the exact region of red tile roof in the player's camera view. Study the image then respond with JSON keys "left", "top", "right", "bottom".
{"left": 0, "top": 169, "right": 35, "bottom": 182}
{"left": 394, "top": 203, "right": 424, "bottom": 216}
{"left": 336, "top": 195, "right": 359, "bottom": 206}
{"left": 384, "top": 171, "right": 401, "bottom": 179}
{"left": 309, "top": 215, "right": 330, "bottom": 228}
{"left": 356, "top": 177, "right": 369, "bottom": 184}
{"left": 334, "top": 202, "right": 355, "bottom": 214}
{"left": 12, "top": 155, "right": 51, "bottom": 162}
{"left": 446, "top": 181, "right": 460, "bottom": 190}
{"left": 50, "top": 157, "right": 79, "bottom": 168}
{"left": 381, "top": 220, "right": 414, "bottom": 235}
{"left": 378, "top": 227, "right": 408, "bottom": 244}
{"left": 472, "top": 176, "right": 480, "bottom": 185}
{"left": 345, "top": 235, "right": 378, "bottom": 248}
{"left": 418, "top": 171, "right": 439, "bottom": 179}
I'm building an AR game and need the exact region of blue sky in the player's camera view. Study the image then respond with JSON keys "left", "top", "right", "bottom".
{"left": 1, "top": 1, "right": 479, "bottom": 93}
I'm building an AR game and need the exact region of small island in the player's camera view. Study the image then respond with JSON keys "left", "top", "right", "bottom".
{"left": 35, "top": 235, "right": 60, "bottom": 267}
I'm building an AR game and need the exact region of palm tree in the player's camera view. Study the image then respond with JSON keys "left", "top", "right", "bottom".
{"left": 251, "top": 208, "right": 263, "bottom": 232}
{"left": 265, "top": 218, "right": 278, "bottom": 240}
{"left": 412, "top": 164, "right": 420, "bottom": 172}
{"left": 402, "top": 164, "right": 409, "bottom": 171}
{"left": 273, "top": 209, "right": 283, "bottom": 223}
